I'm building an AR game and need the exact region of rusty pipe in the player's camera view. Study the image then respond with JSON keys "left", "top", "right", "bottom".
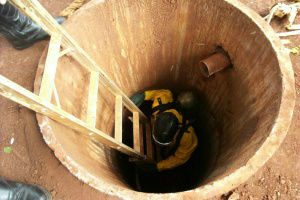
{"left": 199, "top": 52, "right": 231, "bottom": 77}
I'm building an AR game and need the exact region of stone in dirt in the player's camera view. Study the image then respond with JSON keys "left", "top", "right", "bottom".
{"left": 51, "top": 190, "right": 57, "bottom": 197}
{"left": 228, "top": 192, "right": 240, "bottom": 200}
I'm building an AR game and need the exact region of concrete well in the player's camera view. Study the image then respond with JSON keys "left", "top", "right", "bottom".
{"left": 34, "top": 0, "right": 295, "bottom": 199}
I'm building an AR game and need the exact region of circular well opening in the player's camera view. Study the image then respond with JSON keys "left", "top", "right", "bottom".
{"left": 34, "top": 0, "right": 295, "bottom": 199}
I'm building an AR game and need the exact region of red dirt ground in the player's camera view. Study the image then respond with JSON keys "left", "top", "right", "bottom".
{"left": 0, "top": 0, "right": 299, "bottom": 199}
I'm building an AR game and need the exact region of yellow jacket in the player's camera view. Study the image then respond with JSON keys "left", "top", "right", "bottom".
{"left": 145, "top": 90, "right": 198, "bottom": 171}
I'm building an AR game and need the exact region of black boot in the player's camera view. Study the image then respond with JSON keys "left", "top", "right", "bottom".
{"left": 0, "top": 2, "right": 66, "bottom": 50}
{"left": 0, "top": 177, "right": 51, "bottom": 200}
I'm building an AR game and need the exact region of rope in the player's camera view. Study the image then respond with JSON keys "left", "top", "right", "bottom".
{"left": 60, "top": 0, "right": 85, "bottom": 18}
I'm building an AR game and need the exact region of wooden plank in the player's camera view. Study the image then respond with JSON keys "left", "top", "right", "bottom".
{"left": 287, "top": 24, "right": 300, "bottom": 31}
{"left": 86, "top": 72, "right": 99, "bottom": 127}
{"left": 145, "top": 123, "right": 154, "bottom": 159}
{"left": 133, "top": 112, "right": 141, "bottom": 152}
{"left": 132, "top": 116, "right": 144, "bottom": 155}
{"left": 39, "top": 33, "right": 62, "bottom": 101}
{"left": 9, "top": 0, "right": 148, "bottom": 123}
{"left": 115, "top": 95, "right": 123, "bottom": 142}
{"left": 52, "top": 84, "right": 61, "bottom": 108}
{"left": 0, "top": 75, "right": 153, "bottom": 161}
{"left": 278, "top": 30, "right": 300, "bottom": 37}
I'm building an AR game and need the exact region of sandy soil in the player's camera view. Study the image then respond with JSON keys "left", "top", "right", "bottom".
{"left": 0, "top": 0, "right": 299, "bottom": 199}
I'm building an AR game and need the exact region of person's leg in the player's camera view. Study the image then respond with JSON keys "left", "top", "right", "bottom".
{"left": 0, "top": 1, "right": 65, "bottom": 50}
{"left": 0, "top": 177, "right": 51, "bottom": 200}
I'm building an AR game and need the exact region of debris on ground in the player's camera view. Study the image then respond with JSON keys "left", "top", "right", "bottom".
{"left": 283, "top": 45, "right": 300, "bottom": 55}
{"left": 60, "top": 0, "right": 85, "bottom": 18}
{"left": 279, "top": 176, "right": 286, "bottom": 185}
{"left": 264, "top": 3, "right": 300, "bottom": 28}
{"left": 50, "top": 190, "right": 57, "bottom": 197}
{"left": 265, "top": 2, "right": 300, "bottom": 40}
{"left": 4, "top": 146, "right": 13, "bottom": 154}
{"left": 221, "top": 191, "right": 241, "bottom": 200}
{"left": 228, "top": 192, "right": 240, "bottom": 200}
{"left": 264, "top": 2, "right": 300, "bottom": 54}
{"left": 290, "top": 46, "right": 300, "bottom": 55}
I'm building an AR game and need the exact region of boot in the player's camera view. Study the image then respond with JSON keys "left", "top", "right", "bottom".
{"left": 0, "top": 2, "right": 66, "bottom": 50}
{"left": 0, "top": 177, "right": 51, "bottom": 200}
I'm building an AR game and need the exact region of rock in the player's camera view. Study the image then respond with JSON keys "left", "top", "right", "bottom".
{"left": 280, "top": 179, "right": 286, "bottom": 185}
{"left": 228, "top": 192, "right": 240, "bottom": 200}
{"left": 50, "top": 190, "right": 57, "bottom": 197}
{"left": 262, "top": 195, "right": 268, "bottom": 200}
{"left": 279, "top": 176, "right": 286, "bottom": 185}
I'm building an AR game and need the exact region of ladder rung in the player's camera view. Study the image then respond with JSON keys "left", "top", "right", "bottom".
{"left": 145, "top": 123, "right": 154, "bottom": 159}
{"left": 39, "top": 33, "right": 62, "bottom": 101}
{"left": 53, "top": 84, "right": 61, "bottom": 108}
{"left": 59, "top": 48, "right": 73, "bottom": 58}
{"left": 133, "top": 112, "right": 144, "bottom": 154}
{"left": 86, "top": 72, "right": 99, "bottom": 127}
{"left": 114, "top": 95, "right": 123, "bottom": 142}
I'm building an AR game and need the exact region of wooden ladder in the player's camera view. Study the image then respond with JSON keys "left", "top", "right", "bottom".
{"left": 0, "top": 0, "right": 154, "bottom": 163}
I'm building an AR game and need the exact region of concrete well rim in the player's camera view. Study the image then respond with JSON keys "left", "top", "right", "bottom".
{"left": 35, "top": 0, "right": 295, "bottom": 199}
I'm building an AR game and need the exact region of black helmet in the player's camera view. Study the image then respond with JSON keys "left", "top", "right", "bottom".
{"left": 153, "top": 112, "right": 179, "bottom": 147}
{"left": 176, "top": 91, "right": 198, "bottom": 113}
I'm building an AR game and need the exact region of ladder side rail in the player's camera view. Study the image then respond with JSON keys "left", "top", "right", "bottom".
{"left": 0, "top": 75, "right": 151, "bottom": 160}
{"left": 53, "top": 84, "right": 61, "bottom": 108}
